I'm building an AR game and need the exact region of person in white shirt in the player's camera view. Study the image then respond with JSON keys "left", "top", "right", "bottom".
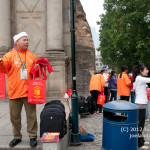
{"left": 102, "top": 67, "right": 110, "bottom": 103}
{"left": 132, "top": 63, "right": 150, "bottom": 149}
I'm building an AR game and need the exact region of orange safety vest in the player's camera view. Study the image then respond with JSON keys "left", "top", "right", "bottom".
{"left": 0, "top": 48, "right": 37, "bottom": 99}
{"left": 89, "top": 74, "right": 105, "bottom": 92}
{"left": 117, "top": 72, "right": 132, "bottom": 96}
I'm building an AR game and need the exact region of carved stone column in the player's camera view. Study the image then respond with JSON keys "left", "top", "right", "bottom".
{"left": 46, "top": 0, "right": 69, "bottom": 99}
{"left": 0, "top": 0, "right": 11, "bottom": 55}
{"left": 47, "top": 0, "right": 63, "bottom": 50}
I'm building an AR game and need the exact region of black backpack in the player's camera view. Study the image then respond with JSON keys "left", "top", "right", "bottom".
{"left": 86, "top": 96, "right": 96, "bottom": 114}
{"left": 44, "top": 104, "right": 65, "bottom": 114}
{"left": 44, "top": 100, "right": 65, "bottom": 110}
{"left": 40, "top": 100, "right": 67, "bottom": 138}
{"left": 78, "top": 96, "right": 89, "bottom": 114}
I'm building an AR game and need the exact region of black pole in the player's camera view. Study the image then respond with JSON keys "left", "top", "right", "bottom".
{"left": 70, "top": 0, "right": 81, "bottom": 145}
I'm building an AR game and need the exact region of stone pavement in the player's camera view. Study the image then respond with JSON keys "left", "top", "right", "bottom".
{"left": 68, "top": 105, "right": 150, "bottom": 150}
{"left": 0, "top": 98, "right": 70, "bottom": 150}
{"left": 0, "top": 98, "right": 44, "bottom": 149}
{"left": 0, "top": 98, "right": 150, "bottom": 150}
{"left": 68, "top": 114, "right": 103, "bottom": 150}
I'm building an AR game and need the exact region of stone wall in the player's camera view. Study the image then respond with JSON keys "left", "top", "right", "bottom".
{"left": 10, "top": 0, "right": 69, "bottom": 99}
{"left": 0, "top": 0, "right": 95, "bottom": 99}
{"left": 0, "top": 0, "right": 11, "bottom": 56}
{"left": 74, "top": 0, "right": 95, "bottom": 97}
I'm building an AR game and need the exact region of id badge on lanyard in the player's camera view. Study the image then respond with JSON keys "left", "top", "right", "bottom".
{"left": 16, "top": 49, "right": 28, "bottom": 80}
{"left": 21, "top": 69, "right": 27, "bottom": 80}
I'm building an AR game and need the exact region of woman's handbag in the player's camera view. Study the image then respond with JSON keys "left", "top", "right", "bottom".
{"left": 146, "top": 88, "right": 150, "bottom": 101}
{"left": 28, "top": 65, "right": 46, "bottom": 104}
{"left": 97, "top": 91, "right": 106, "bottom": 105}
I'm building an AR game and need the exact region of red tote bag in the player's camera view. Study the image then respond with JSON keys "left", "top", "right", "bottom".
{"left": 97, "top": 91, "right": 106, "bottom": 105}
{"left": 0, "top": 73, "right": 6, "bottom": 99}
{"left": 28, "top": 66, "right": 46, "bottom": 104}
{"left": 146, "top": 88, "right": 150, "bottom": 101}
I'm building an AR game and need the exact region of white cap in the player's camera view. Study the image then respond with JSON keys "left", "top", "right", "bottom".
{"left": 13, "top": 32, "right": 28, "bottom": 42}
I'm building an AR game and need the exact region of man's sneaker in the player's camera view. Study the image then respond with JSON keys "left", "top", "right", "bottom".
{"left": 9, "top": 138, "right": 21, "bottom": 147}
{"left": 144, "top": 141, "right": 150, "bottom": 145}
{"left": 30, "top": 138, "right": 37, "bottom": 147}
{"left": 145, "top": 119, "right": 149, "bottom": 122}
{"left": 139, "top": 145, "right": 149, "bottom": 149}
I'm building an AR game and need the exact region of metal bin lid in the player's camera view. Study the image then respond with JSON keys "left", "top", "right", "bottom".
{"left": 103, "top": 101, "right": 139, "bottom": 111}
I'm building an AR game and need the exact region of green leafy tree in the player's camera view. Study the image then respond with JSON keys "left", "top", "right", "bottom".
{"left": 97, "top": 0, "right": 150, "bottom": 72}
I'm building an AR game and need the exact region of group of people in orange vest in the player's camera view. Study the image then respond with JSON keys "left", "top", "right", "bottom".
{"left": 89, "top": 65, "right": 133, "bottom": 112}
{"left": 89, "top": 63, "right": 150, "bottom": 149}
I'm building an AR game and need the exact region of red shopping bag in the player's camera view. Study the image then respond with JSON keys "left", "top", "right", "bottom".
{"left": 0, "top": 73, "right": 6, "bottom": 99}
{"left": 146, "top": 88, "right": 150, "bottom": 101}
{"left": 28, "top": 66, "right": 46, "bottom": 104}
{"left": 97, "top": 91, "right": 106, "bottom": 105}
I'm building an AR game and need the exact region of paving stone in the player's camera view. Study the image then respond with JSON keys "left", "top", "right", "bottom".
{"left": 68, "top": 104, "right": 150, "bottom": 150}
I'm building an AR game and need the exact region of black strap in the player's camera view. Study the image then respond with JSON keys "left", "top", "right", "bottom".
{"left": 120, "top": 73, "right": 122, "bottom": 78}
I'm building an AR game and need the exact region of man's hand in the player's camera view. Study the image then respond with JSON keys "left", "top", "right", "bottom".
{"left": 34, "top": 64, "right": 39, "bottom": 70}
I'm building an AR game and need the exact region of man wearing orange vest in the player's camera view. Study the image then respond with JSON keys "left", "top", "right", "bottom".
{"left": 117, "top": 65, "right": 132, "bottom": 101}
{"left": 0, "top": 32, "right": 38, "bottom": 147}
{"left": 89, "top": 71, "right": 105, "bottom": 113}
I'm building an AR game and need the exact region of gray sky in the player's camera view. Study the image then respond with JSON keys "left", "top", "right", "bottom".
{"left": 80, "top": 0, "right": 105, "bottom": 32}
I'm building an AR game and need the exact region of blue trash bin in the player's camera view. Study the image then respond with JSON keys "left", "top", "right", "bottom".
{"left": 102, "top": 101, "right": 139, "bottom": 150}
